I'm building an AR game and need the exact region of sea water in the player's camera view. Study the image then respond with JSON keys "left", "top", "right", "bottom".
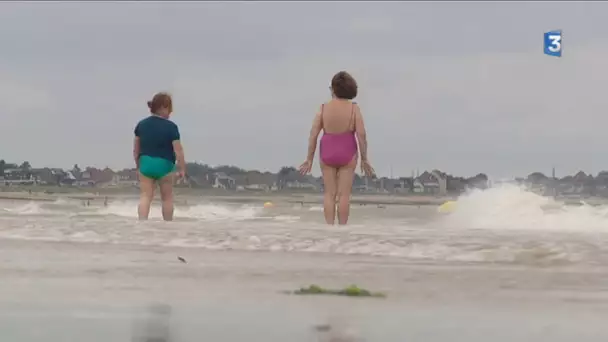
{"left": 2, "top": 184, "right": 608, "bottom": 341}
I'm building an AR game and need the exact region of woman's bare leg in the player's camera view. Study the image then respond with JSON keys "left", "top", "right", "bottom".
{"left": 138, "top": 173, "right": 156, "bottom": 220}
{"left": 336, "top": 157, "right": 357, "bottom": 225}
{"left": 320, "top": 162, "right": 339, "bottom": 225}
{"left": 159, "top": 173, "right": 175, "bottom": 221}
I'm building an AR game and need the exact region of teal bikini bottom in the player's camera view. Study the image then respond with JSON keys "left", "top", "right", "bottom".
{"left": 138, "top": 155, "right": 175, "bottom": 180}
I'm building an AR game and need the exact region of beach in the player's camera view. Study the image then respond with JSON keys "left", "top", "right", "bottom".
{"left": 2, "top": 185, "right": 608, "bottom": 341}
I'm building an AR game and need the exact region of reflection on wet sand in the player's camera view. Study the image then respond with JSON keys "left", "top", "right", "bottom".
{"left": 132, "top": 304, "right": 172, "bottom": 342}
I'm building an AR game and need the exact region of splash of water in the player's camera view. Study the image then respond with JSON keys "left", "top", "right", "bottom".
{"left": 443, "top": 184, "right": 608, "bottom": 231}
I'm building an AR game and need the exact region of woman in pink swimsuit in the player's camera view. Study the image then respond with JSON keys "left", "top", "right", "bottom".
{"left": 300, "top": 71, "right": 375, "bottom": 225}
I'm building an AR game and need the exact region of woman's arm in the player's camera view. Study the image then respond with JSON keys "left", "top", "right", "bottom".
{"left": 173, "top": 140, "right": 186, "bottom": 174}
{"left": 305, "top": 108, "right": 323, "bottom": 161}
{"left": 354, "top": 104, "right": 369, "bottom": 161}
{"left": 133, "top": 123, "right": 141, "bottom": 168}
{"left": 133, "top": 137, "right": 140, "bottom": 168}
{"left": 169, "top": 123, "right": 186, "bottom": 175}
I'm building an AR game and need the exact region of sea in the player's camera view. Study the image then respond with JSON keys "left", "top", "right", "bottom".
{"left": 2, "top": 184, "right": 608, "bottom": 341}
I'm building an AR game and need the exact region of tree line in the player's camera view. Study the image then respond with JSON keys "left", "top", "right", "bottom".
{"left": 0, "top": 160, "right": 31, "bottom": 173}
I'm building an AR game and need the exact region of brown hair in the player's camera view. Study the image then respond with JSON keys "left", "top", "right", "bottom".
{"left": 147, "top": 92, "right": 173, "bottom": 115}
{"left": 331, "top": 71, "right": 358, "bottom": 100}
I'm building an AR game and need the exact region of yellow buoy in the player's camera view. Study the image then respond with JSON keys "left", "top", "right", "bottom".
{"left": 437, "top": 200, "right": 457, "bottom": 213}
{"left": 263, "top": 202, "right": 274, "bottom": 208}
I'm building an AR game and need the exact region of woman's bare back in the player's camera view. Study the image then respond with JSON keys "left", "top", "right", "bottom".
{"left": 321, "top": 99, "right": 355, "bottom": 134}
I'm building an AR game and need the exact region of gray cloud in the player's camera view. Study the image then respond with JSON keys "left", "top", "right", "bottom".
{"left": 0, "top": 2, "right": 607, "bottom": 178}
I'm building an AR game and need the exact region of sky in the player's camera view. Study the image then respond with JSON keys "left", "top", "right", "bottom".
{"left": 0, "top": 1, "right": 607, "bottom": 179}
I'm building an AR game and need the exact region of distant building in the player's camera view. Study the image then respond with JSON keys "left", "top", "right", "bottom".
{"left": 212, "top": 172, "right": 236, "bottom": 189}
{"left": 2, "top": 168, "right": 36, "bottom": 185}
{"left": 413, "top": 170, "right": 447, "bottom": 195}
{"left": 110, "top": 169, "right": 139, "bottom": 187}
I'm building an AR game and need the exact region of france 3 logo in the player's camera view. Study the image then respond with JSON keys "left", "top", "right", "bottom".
{"left": 544, "top": 30, "right": 562, "bottom": 57}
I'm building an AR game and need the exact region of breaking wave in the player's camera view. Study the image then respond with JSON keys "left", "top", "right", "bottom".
{"left": 2, "top": 185, "right": 608, "bottom": 265}
{"left": 442, "top": 184, "right": 608, "bottom": 231}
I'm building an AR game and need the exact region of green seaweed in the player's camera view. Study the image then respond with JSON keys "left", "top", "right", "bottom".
{"left": 291, "top": 284, "right": 386, "bottom": 298}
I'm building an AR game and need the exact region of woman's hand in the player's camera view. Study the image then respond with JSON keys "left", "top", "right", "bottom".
{"left": 299, "top": 159, "right": 313, "bottom": 175}
{"left": 361, "top": 159, "right": 375, "bottom": 177}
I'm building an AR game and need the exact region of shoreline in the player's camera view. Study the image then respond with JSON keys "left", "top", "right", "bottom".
{"left": 1, "top": 186, "right": 605, "bottom": 206}
{"left": 0, "top": 187, "right": 455, "bottom": 206}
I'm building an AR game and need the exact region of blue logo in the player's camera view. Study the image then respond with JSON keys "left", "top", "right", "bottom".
{"left": 544, "top": 30, "right": 562, "bottom": 57}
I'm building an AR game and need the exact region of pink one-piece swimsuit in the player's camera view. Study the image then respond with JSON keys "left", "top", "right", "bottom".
{"left": 319, "top": 103, "right": 358, "bottom": 167}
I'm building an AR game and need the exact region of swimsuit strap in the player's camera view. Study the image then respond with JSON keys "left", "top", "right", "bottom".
{"left": 320, "top": 104, "right": 325, "bottom": 128}
{"left": 347, "top": 102, "right": 356, "bottom": 132}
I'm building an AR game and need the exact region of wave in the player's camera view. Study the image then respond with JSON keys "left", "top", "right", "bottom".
{"left": 2, "top": 185, "right": 608, "bottom": 266}
{"left": 441, "top": 184, "right": 608, "bottom": 231}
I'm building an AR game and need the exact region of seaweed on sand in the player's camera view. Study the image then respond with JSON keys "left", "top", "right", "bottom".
{"left": 289, "top": 284, "right": 386, "bottom": 298}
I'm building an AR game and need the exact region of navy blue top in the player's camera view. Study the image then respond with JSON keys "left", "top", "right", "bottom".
{"left": 134, "top": 116, "right": 181, "bottom": 163}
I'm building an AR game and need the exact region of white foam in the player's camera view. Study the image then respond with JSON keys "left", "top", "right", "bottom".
{"left": 1, "top": 186, "right": 606, "bottom": 265}
{"left": 3, "top": 202, "right": 45, "bottom": 215}
{"left": 443, "top": 184, "right": 608, "bottom": 231}
{"left": 51, "top": 198, "right": 70, "bottom": 205}
{"left": 99, "top": 202, "right": 261, "bottom": 221}
{"left": 272, "top": 215, "right": 301, "bottom": 222}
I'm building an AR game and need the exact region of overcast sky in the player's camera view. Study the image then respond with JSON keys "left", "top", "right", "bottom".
{"left": 0, "top": 1, "right": 607, "bottom": 178}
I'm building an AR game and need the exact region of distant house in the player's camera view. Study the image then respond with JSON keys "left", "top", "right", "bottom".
{"left": 357, "top": 177, "right": 382, "bottom": 192}
{"left": 413, "top": 170, "right": 447, "bottom": 195}
{"left": 62, "top": 171, "right": 77, "bottom": 185}
{"left": 111, "top": 169, "right": 138, "bottom": 187}
{"left": 212, "top": 172, "right": 236, "bottom": 189}
{"left": 376, "top": 177, "right": 403, "bottom": 193}
{"left": 30, "top": 168, "right": 71, "bottom": 185}
{"left": 285, "top": 180, "right": 317, "bottom": 190}
{"left": 187, "top": 173, "right": 214, "bottom": 188}
{"left": 73, "top": 167, "right": 115, "bottom": 187}
{"left": 2, "top": 168, "right": 36, "bottom": 185}
{"left": 232, "top": 171, "right": 277, "bottom": 191}
{"left": 396, "top": 177, "right": 414, "bottom": 193}
{"left": 74, "top": 170, "right": 95, "bottom": 187}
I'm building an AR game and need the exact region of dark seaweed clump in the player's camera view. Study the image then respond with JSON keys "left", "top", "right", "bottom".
{"left": 291, "top": 284, "right": 386, "bottom": 298}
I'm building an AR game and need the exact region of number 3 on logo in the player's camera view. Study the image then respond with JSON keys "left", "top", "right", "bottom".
{"left": 544, "top": 30, "right": 562, "bottom": 57}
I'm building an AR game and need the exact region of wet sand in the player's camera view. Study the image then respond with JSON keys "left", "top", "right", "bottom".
{"left": 3, "top": 186, "right": 608, "bottom": 341}
{"left": 2, "top": 240, "right": 608, "bottom": 342}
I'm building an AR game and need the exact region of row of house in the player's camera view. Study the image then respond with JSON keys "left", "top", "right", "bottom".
{"left": 353, "top": 170, "right": 450, "bottom": 195}
{"left": 323, "top": 170, "right": 488, "bottom": 195}
{"left": 0, "top": 166, "right": 321, "bottom": 192}
{"left": 520, "top": 171, "right": 608, "bottom": 197}
{"left": 0, "top": 167, "right": 139, "bottom": 188}
{"left": 187, "top": 171, "right": 320, "bottom": 192}
{"left": 0, "top": 165, "right": 488, "bottom": 195}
